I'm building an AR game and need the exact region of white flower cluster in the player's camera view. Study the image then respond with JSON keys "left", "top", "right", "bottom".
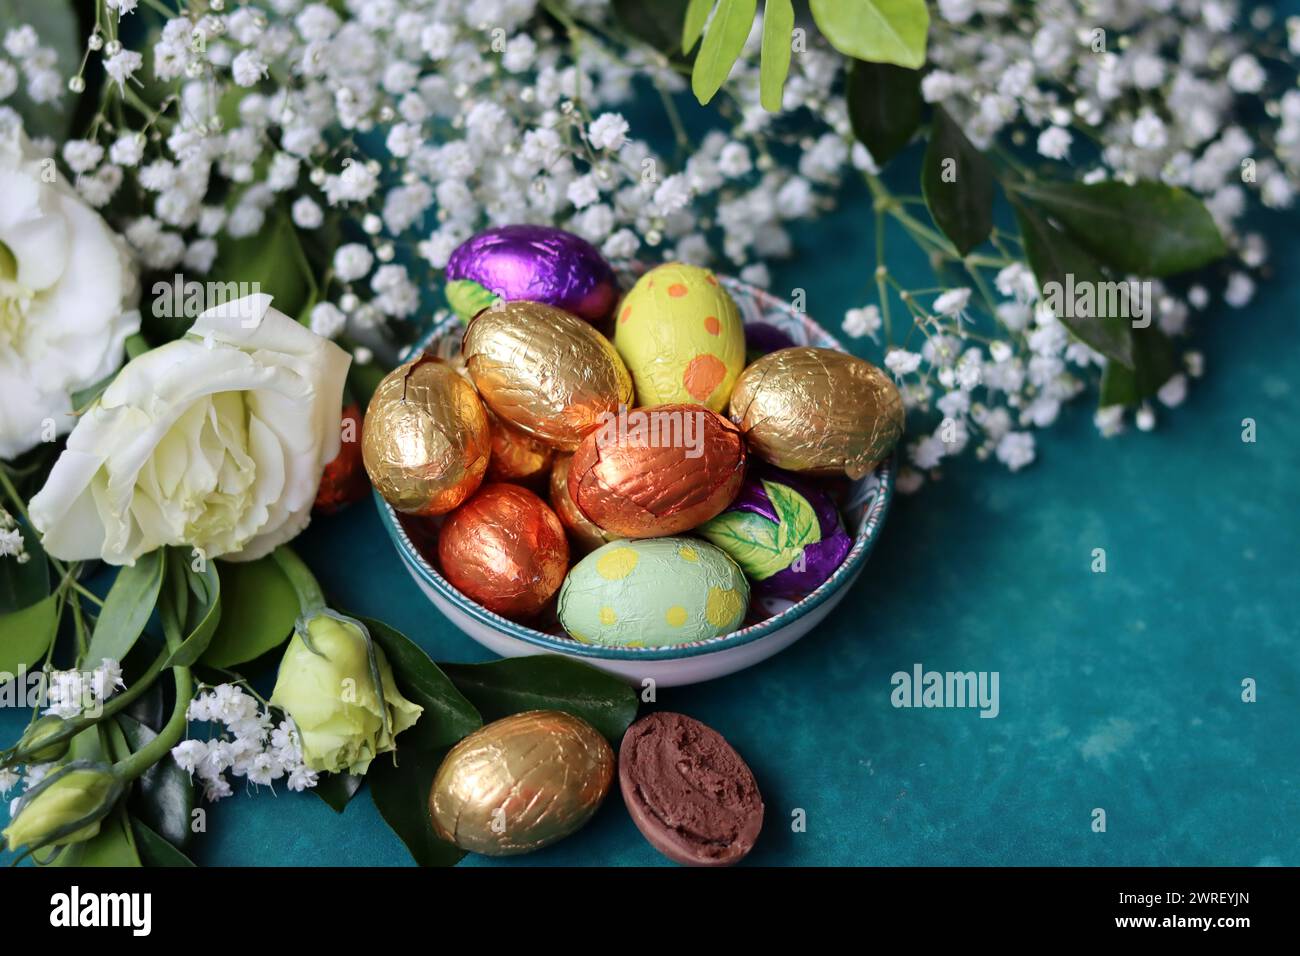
{"left": 171, "top": 683, "right": 317, "bottom": 802}
{"left": 0, "top": 24, "right": 63, "bottom": 107}
{"left": 0, "top": 507, "right": 29, "bottom": 563}
{"left": 42, "top": 658, "right": 126, "bottom": 719}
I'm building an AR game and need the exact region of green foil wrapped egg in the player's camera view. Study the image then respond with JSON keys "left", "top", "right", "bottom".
{"left": 558, "top": 537, "right": 749, "bottom": 648}
{"left": 613, "top": 263, "right": 745, "bottom": 412}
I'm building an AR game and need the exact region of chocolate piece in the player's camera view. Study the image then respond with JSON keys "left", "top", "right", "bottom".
{"left": 619, "top": 712, "right": 763, "bottom": 866}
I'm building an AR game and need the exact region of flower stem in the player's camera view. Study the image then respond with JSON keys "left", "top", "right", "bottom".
{"left": 113, "top": 662, "right": 191, "bottom": 783}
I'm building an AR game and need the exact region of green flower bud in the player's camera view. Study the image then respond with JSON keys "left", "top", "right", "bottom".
{"left": 3, "top": 762, "right": 123, "bottom": 853}
{"left": 16, "top": 715, "right": 72, "bottom": 763}
{"left": 270, "top": 612, "right": 423, "bottom": 776}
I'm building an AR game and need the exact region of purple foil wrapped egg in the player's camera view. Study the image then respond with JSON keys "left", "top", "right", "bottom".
{"left": 697, "top": 466, "right": 852, "bottom": 600}
{"left": 444, "top": 225, "right": 619, "bottom": 323}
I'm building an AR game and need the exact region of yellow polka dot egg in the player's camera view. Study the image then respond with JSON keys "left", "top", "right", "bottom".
{"left": 557, "top": 538, "right": 750, "bottom": 648}
{"left": 613, "top": 263, "right": 745, "bottom": 412}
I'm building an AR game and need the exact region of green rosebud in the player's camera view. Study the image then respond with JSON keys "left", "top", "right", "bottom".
{"left": 15, "top": 715, "right": 72, "bottom": 764}
{"left": 270, "top": 612, "right": 422, "bottom": 775}
{"left": 3, "top": 761, "right": 123, "bottom": 853}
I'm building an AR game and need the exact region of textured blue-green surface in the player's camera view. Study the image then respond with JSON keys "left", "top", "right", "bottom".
{"left": 5, "top": 112, "right": 1298, "bottom": 872}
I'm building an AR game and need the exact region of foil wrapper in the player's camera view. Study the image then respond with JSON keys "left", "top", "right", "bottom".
{"left": 486, "top": 412, "right": 553, "bottom": 483}
{"left": 362, "top": 355, "right": 491, "bottom": 515}
{"left": 437, "top": 483, "right": 569, "bottom": 619}
{"left": 429, "top": 710, "right": 614, "bottom": 856}
{"left": 550, "top": 454, "right": 621, "bottom": 552}
{"left": 567, "top": 403, "right": 746, "bottom": 538}
{"left": 445, "top": 225, "right": 619, "bottom": 323}
{"left": 313, "top": 403, "right": 369, "bottom": 514}
{"left": 462, "top": 300, "right": 633, "bottom": 451}
{"left": 729, "top": 347, "right": 904, "bottom": 479}
{"left": 698, "top": 465, "right": 852, "bottom": 600}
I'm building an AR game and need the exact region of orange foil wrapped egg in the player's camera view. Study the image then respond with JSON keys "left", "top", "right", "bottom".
{"left": 549, "top": 454, "right": 621, "bottom": 553}
{"left": 567, "top": 404, "right": 746, "bottom": 538}
{"left": 314, "top": 404, "right": 369, "bottom": 514}
{"left": 486, "top": 412, "right": 553, "bottom": 483}
{"left": 461, "top": 301, "right": 633, "bottom": 451}
{"left": 438, "top": 483, "right": 570, "bottom": 620}
{"left": 362, "top": 355, "right": 491, "bottom": 516}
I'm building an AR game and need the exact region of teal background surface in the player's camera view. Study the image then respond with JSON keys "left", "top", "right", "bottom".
{"left": 4, "top": 35, "right": 1299, "bottom": 868}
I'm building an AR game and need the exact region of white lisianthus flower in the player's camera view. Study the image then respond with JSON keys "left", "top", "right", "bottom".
{"left": 29, "top": 294, "right": 350, "bottom": 565}
{"left": 0, "top": 132, "right": 139, "bottom": 459}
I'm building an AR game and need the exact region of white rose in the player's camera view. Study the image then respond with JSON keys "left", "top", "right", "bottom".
{"left": 0, "top": 131, "right": 140, "bottom": 459}
{"left": 29, "top": 294, "right": 351, "bottom": 565}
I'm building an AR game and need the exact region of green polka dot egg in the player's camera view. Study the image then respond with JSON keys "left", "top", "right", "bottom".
{"left": 557, "top": 538, "right": 750, "bottom": 648}
{"left": 613, "top": 263, "right": 745, "bottom": 412}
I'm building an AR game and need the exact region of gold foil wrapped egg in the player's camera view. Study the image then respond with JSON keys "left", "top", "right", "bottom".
{"left": 550, "top": 454, "right": 621, "bottom": 552}
{"left": 462, "top": 301, "right": 633, "bottom": 451}
{"left": 486, "top": 412, "right": 553, "bottom": 482}
{"left": 729, "top": 347, "right": 904, "bottom": 479}
{"left": 567, "top": 404, "right": 746, "bottom": 538}
{"left": 429, "top": 710, "right": 615, "bottom": 856}
{"left": 362, "top": 355, "right": 491, "bottom": 515}
{"left": 437, "top": 483, "right": 569, "bottom": 620}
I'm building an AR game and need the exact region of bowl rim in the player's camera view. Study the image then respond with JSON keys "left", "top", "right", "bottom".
{"left": 374, "top": 279, "right": 895, "bottom": 662}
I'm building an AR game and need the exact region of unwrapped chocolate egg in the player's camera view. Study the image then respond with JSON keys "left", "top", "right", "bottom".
{"left": 486, "top": 412, "right": 553, "bottom": 482}
{"left": 362, "top": 355, "right": 490, "bottom": 515}
{"left": 697, "top": 466, "right": 852, "bottom": 600}
{"left": 614, "top": 263, "right": 745, "bottom": 412}
{"left": 558, "top": 538, "right": 749, "bottom": 647}
{"left": 429, "top": 710, "right": 614, "bottom": 856}
{"left": 567, "top": 404, "right": 745, "bottom": 538}
{"left": 438, "top": 483, "right": 569, "bottom": 620}
{"left": 550, "top": 454, "right": 621, "bottom": 552}
{"left": 445, "top": 225, "right": 618, "bottom": 323}
{"left": 729, "top": 347, "right": 904, "bottom": 479}
{"left": 462, "top": 301, "right": 633, "bottom": 451}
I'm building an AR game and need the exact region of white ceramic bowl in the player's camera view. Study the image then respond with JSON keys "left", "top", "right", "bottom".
{"left": 376, "top": 277, "right": 895, "bottom": 686}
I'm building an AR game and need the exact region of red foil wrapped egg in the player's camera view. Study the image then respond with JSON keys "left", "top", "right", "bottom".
{"left": 566, "top": 404, "right": 746, "bottom": 538}
{"left": 438, "top": 483, "right": 570, "bottom": 620}
{"left": 314, "top": 404, "right": 369, "bottom": 514}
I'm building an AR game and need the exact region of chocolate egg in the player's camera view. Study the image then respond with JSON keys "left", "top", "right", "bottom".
{"left": 438, "top": 483, "right": 569, "bottom": 620}
{"left": 614, "top": 263, "right": 745, "bottom": 412}
{"left": 697, "top": 466, "right": 852, "bottom": 600}
{"left": 486, "top": 412, "right": 553, "bottom": 482}
{"left": 462, "top": 301, "right": 633, "bottom": 451}
{"left": 362, "top": 355, "right": 490, "bottom": 515}
{"left": 567, "top": 404, "right": 746, "bottom": 538}
{"left": 445, "top": 225, "right": 619, "bottom": 323}
{"left": 558, "top": 538, "right": 749, "bottom": 647}
{"left": 313, "top": 403, "right": 369, "bottom": 514}
{"left": 729, "top": 347, "right": 904, "bottom": 479}
{"left": 429, "top": 710, "right": 614, "bottom": 856}
{"left": 550, "top": 454, "right": 621, "bottom": 552}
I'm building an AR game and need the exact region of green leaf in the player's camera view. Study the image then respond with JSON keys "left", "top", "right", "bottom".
{"left": 681, "top": 0, "right": 715, "bottom": 53}
{"left": 209, "top": 210, "right": 310, "bottom": 324}
{"left": 762, "top": 479, "right": 821, "bottom": 552}
{"left": 1012, "top": 199, "right": 1134, "bottom": 368}
{"left": 85, "top": 549, "right": 165, "bottom": 666}
{"left": 697, "top": 510, "right": 789, "bottom": 580}
{"left": 439, "top": 656, "right": 638, "bottom": 742}
{"left": 130, "top": 817, "right": 196, "bottom": 867}
{"left": 1008, "top": 180, "right": 1228, "bottom": 278}
{"left": 0, "top": 0, "right": 79, "bottom": 140}
{"left": 0, "top": 593, "right": 58, "bottom": 676}
{"left": 759, "top": 0, "right": 794, "bottom": 111}
{"left": 691, "top": 0, "right": 757, "bottom": 106}
{"left": 359, "top": 617, "right": 482, "bottom": 751}
{"left": 810, "top": 0, "right": 929, "bottom": 69}
{"left": 200, "top": 555, "right": 298, "bottom": 668}
{"left": 118, "top": 714, "right": 196, "bottom": 850}
{"left": 312, "top": 772, "right": 366, "bottom": 813}
{"left": 922, "top": 105, "right": 994, "bottom": 256}
{"left": 0, "top": 523, "right": 48, "bottom": 614}
{"left": 161, "top": 559, "right": 221, "bottom": 669}
{"left": 368, "top": 747, "right": 465, "bottom": 868}
{"left": 1099, "top": 326, "right": 1179, "bottom": 407}
{"left": 846, "top": 59, "right": 922, "bottom": 167}
{"left": 53, "top": 804, "right": 141, "bottom": 868}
